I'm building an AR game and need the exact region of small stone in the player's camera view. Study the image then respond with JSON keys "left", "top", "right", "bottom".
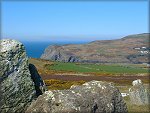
{"left": 129, "top": 79, "right": 149, "bottom": 105}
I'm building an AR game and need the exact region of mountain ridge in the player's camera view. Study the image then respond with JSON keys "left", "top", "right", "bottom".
{"left": 41, "top": 33, "right": 150, "bottom": 64}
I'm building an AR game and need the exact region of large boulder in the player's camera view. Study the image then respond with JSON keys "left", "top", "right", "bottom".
{"left": 0, "top": 39, "right": 45, "bottom": 113}
{"left": 129, "top": 79, "right": 149, "bottom": 105}
{"left": 26, "top": 80, "right": 128, "bottom": 113}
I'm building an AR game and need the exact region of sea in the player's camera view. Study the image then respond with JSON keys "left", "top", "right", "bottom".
{"left": 22, "top": 41, "right": 87, "bottom": 58}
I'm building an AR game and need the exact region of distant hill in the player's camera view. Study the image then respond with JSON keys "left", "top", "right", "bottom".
{"left": 41, "top": 33, "right": 150, "bottom": 64}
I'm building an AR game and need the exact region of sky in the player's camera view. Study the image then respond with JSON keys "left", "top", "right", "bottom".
{"left": 1, "top": 0, "right": 149, "bottom": 42}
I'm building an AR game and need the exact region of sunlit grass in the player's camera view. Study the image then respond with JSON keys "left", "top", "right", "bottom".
{"left": 45, "top": 62, "right": 148, "bottom": 74}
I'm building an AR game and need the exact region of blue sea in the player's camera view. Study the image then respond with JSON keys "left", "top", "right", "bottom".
{"left": 22, "top": 41, "right": 87, "bottom": 58}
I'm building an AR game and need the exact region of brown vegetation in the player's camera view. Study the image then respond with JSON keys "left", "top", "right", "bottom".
{"left": 42, "top": 75, "right": 149, "bottom": 86}
{"left": 44, "top": 79, "right": 85, "bottom": 90}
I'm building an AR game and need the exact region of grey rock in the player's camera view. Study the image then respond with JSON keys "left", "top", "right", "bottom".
{"left": 0, "top": 39, "right": 45, "bottom": 113}
{"left": 26, "top": 80, "right": 128, "bottom": 113}
{"left": 129, "top": 79, "right": 149, "bottom": 105}
{"left": 41, "top": 45, "right": 80, "bottom": 62}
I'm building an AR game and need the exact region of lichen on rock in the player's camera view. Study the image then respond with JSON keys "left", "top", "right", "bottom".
{"left": 0, "top": 39, "right": 45, "bottom": 113}
{"left": 26, "top": 80, "right": 128, "bottom": 113}
{"left": 129, "top": 79, "right": 149, "bottom": 105}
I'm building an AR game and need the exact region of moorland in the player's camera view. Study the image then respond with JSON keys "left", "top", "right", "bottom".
{"left": 29, "top": 57, "right": 149, "bottom": 113}
{"left": 28, "top": 33, "right": 150, "bottom": 113}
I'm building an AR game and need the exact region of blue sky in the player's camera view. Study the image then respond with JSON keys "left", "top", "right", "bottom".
{"left": 1, "top": 1, "right": 149, "bottom": 42}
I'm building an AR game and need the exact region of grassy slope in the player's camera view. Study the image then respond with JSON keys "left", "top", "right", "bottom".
{"left": 29, "top": 58, "right": 148, "bottom": 76}
{"left": 45, "top": 62, "right": 148, "bottom": 74}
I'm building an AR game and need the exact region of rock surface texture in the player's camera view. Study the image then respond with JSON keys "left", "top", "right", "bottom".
{"left": 41, "top": 33, "right": 149, "bottom": 63}
{"left": 129, "top": 79, "right": 149, "bottom": 105}
{"left": 26, "top": 80, "right": 128, "bottom": 113}
{"left": 0, "top": 39, "right": 44, "bottom": 113}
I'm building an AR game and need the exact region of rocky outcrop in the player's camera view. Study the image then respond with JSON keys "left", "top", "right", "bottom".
{"left": 0, "top": 39, "right": 45, "bottom": 113}
{"left": 26, "top": 80, "right": 128, "bottom": 113}
{"left": 41, "top": 45, "right": 80, "bottom": 62}
{"left": 41, "top": 33, "right": 149, "bottom": 63}
{"left": 129, "top": 79, "right": 149, "bottom": 105}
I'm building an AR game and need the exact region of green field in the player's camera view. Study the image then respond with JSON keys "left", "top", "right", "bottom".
{"left": 45, "top": 62, "right": 148, "bottom": 74}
